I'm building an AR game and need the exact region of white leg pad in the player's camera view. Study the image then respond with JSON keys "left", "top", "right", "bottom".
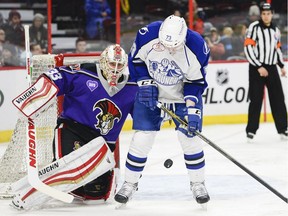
{"left": 177, "top": 131, "right": 205, "bottom": 183}
{"left": 188, "top": 167, "right": 205, "bottom": 183}
{"left": 177, "top": 131, "right": 204, "bottom": 153}
{"left": 11, "top": 136, "right": 115, "bottom": 210}
{"left": 128, "top": 130, "right": 156, "bottom": 157}
{"left": 124, "top": 130, "right": 156, "bottom": 183}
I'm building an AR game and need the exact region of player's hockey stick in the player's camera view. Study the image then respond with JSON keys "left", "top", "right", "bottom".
{"left": 156, "top": 102, "right": 288, "bottom": 204}
{"left": 24, "top": 25, "right": 74, "bottom": 203}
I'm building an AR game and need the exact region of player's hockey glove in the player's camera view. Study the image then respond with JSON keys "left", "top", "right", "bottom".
{"left": 137, "top": 79, "right": 158, "bottom": 110}
{"left": 187, "top": 106, "right": 201, "bottom": 133}
{"left": 179, "top": 106, "right": 201, "bottom": 137}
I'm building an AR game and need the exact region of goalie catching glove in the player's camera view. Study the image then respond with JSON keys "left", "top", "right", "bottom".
{"left": 11, "top": 136, "right": 115, "bottom": 210}
{"left": 137, "top": 79, "right": 158, "bottom": 110}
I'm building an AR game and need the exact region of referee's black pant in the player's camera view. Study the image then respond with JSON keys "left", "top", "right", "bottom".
{"left": 246, "top": 64, "right": 287, "bottom": 135}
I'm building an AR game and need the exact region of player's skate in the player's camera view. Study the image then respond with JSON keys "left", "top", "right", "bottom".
{"left": 191, "top": 182, "right": 210, "bottom": 209}
{"left": 114, "top": 181, "right": 138, "bottom": 208}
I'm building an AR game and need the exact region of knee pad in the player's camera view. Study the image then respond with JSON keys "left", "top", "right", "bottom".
{"left": 129, "top": 130, "right": 157, "bottom": 157}
{"left": 177, "top": 131, "right": 206, "bottom": 182}
{"left": 124, "top": 131, "right": 156, "bottom": 183}
{"left": 177, "top": 130, "right": 203, "bottom": 154}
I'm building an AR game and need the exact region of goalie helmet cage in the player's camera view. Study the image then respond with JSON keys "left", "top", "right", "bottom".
{"left": 0, "top": 53, "right": 120, "bottom": 198}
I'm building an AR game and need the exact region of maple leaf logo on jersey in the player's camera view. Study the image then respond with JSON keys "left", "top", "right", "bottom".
{"left": 93, "top": 99, "right": 122, "bottom": 135}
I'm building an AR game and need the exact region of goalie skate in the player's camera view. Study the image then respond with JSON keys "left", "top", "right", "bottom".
{"left": 191, "top": 182, "right": 210, "bottom": 209}
{"left": 114, "top": 181, "right": 138, "bottom": 208}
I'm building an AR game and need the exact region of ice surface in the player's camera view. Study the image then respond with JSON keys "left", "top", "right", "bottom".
{"left": 0, "top": 122, "right": 287, "bottom": 215}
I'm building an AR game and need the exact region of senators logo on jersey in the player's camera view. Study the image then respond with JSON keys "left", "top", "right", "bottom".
{"left": 93, "top": 99, "right": 122, "bottom": 135}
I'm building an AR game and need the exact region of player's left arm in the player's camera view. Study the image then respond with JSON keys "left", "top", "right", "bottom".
{"left": 183, "top": 34, "right": 209, "bottom": 134}
{"left": 184, "top": 33, "right": 209, "bottom": 105}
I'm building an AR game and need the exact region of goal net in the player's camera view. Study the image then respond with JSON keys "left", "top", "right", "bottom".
{"left": 0, "top": 53, "right": 102, "bottom": 198}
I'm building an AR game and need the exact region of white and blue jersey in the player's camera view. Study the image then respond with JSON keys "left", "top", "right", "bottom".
{"left": 129, "top": 21, "right": 209, "bottom": 104}
{"left": 129, "top": 21, "right": 210, "bottom": 131}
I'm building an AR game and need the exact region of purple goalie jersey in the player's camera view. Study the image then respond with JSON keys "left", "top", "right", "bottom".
{"left": 44, "top": 64, "right": 138, "bottom": 144}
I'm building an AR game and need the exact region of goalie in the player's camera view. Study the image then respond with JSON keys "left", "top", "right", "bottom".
{"left": 11, "top": 44, "right": 138, "bottom": 210}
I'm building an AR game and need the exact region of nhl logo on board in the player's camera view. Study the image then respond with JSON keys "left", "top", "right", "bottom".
{"left": 216, "top": 69, "right": 229, "bottom": 86}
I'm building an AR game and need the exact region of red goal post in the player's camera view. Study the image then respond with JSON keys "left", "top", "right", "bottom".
{"left": 0, "top": 53, "right": 120, "bottom": 198}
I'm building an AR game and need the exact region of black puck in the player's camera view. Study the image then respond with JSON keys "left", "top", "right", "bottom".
{"left": 164, "top": 159, "right": 173, "bottom": 168}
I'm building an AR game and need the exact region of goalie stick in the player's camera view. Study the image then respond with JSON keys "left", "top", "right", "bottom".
{"left": 24, "top": 25, "right": 73, "bottom": 203}
{"left": 156, "top": 102, "right": 288, "bottom": 204}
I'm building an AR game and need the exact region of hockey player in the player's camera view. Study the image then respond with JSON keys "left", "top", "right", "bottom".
{"left": 114, "top": 15, "right": 210, "bottom": 206}
{"left": 11, "top": 44, "right": 138, "bottom": 209}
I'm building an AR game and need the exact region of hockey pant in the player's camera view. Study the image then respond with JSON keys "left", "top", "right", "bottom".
{"left": 11, "top": 136, "right": 115, "bottom": 210}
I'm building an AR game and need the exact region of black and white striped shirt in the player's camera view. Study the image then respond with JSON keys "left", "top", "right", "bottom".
{"left": 244, "top": 20, "right": 285, "bottom": 68}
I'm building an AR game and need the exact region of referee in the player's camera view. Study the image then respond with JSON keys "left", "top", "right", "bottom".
{"left": 244, "top": 3, "right": 287, "bottom": 141}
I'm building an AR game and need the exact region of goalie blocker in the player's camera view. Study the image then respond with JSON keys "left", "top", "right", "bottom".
{"left": 12, "top": 75, "right": 59, "bottom": 118}
{"left": 11, "top": 136, "right": 115, "bottom": 210}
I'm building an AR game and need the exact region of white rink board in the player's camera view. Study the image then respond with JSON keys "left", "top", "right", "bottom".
{"left": 0, "top": 62, "right": 287, "bottom": 132}
{"left": 0, "top": 69, "right": 27, "bottom": 130}
{"left": 203, "top": 62, "right": 288, "bottom": 116}
{"left": 0, "top": 123, "right": 287, "bottom": 215}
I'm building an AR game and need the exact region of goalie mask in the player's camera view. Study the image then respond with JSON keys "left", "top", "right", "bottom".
{"left": 99, "top": 44, "right": 128, "bottom": 86}
{"left": 159, "top": 15, "right": 187, "bottom": 50}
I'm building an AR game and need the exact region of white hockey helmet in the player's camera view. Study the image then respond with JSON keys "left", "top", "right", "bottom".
{"left": 159, "top": 15, "right": 187, "bottom": 49}
{"left": 100, "top": 44, "right": 127, "bottom": 86}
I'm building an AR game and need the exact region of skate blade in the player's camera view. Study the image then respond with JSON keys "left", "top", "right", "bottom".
{"left": 115, "top": 202, "right": 127, "bottom": 209}
{"left": 200, "top": 203, "right": 208, "bottom": 210}
{"left": 10, "top": 202, "right": 23, "bottom": 211}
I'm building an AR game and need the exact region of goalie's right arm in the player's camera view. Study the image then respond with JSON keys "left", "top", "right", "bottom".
{"left": 12, "top": 75, "right": 59, "bottom": 118}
